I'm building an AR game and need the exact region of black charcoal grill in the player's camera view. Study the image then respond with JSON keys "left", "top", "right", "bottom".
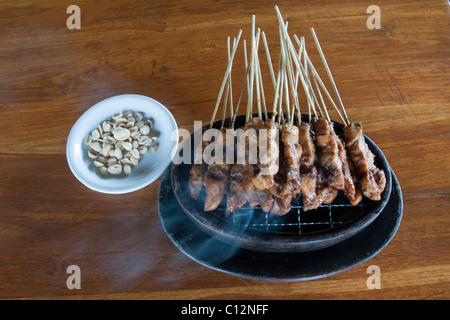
{"left": 170, "top": 114, "right": 392, "bottom": 252}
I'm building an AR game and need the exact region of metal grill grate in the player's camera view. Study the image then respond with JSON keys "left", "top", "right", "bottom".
{"left": 210, "top": 193, "right": 369, "bottom": 236}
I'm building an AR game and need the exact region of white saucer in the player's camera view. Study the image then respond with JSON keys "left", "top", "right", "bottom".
{"left": 66, "top": 94, "right": 178, "bottom": 194}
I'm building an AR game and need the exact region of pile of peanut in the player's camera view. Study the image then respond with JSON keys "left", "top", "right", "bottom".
{"left": 84, "top": 110, "right": 158, "bottom": 176}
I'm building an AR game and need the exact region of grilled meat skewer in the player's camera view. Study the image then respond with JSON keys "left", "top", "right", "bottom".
{"left": 279, "top": 123, "right": 302, "bottom": 197}
{"left": 203, "top": 129, "right": 231, "bottom": 212}
{"left": 227, "top": 117, "right": 274, "bottom": 213}
{"left": 298, "top": 122, "right": 321, "bottom": 211}
{"left": 189, "top": 163, "right": 207, "bottom": 199}
{"left": 338, "top": 139, "right": 363, "bottom": 206}
{"left": 312, "top": 117, "right": 345, "bottom": 190}
{"left": 343, "top": 122, "right": 386, "bottom": 201}
{"left": 251, "top": 118, "right": 279, "bottom": 190}
{"left": 226, "top": 164, "right": 249, "bottom": 213}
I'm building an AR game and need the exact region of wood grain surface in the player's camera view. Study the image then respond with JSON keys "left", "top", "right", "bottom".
{"left": 0, "top": 0, "right": 448, "bottom": 300}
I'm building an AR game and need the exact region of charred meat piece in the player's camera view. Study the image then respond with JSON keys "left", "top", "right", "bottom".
{"left": 279, "top": 123, "right": 302, "bottom": 197}
{"left": 298, "top": 122, "right": 320, "bottom": 210}
{"left": 203, "top": 163, "right": 230, "bottom": 211}
{"left": 300, "top": 166, "right": 321, "bottom": 211}
{"left": 251, "top": 174, "right": 275, "bottom": 190}
{"left": 240, "top": 117, "right": 263, "bottom": 206}
{"left": 241, "top": 164, "right": 259, "bottom": 208}
{"left": 270, "top": 195, "right": 292, "bottom": 216}
{"left": 259, "top": 118, "right": 280, "bottom": 175}
{"left": 346, "top": 156, "right": 363, "bottom": 205}
{"left": 310, "top": 118, "right": 363, "bottom": 207}
{"left": 256, "top": 189, "right": 275, "bottom": 212}
{"left": 316, "top": 169, "right": 338, "bottom": 205}
{"left": 273, "top": 196, "right": 293, "bottom": 216}
{"left": 240, "top": 163, "right": 275, "bottom": 212}
{"left": 226, "top": 164, "right": 248, "bottom": 213}
{"left": 343, "top": 123, "right": 386, "bottom": 201}
{"left": 245, "top": 117, "right": 264, "bottom": 130}
{"left": 189, "top": 138, "right": 210, "bottom": 199}
{"left": 300, "top": 166, "right": 317, "bottom": 200}
{"left": 227, "top": 117, "right": 277, "bottom": 213}
{"left": 265, "top": 129, "right": 296, "bottom": 216}
{"left": 301, "top": 164, "right": 338, "bottom": 210}
{"left": 337, "top": 137, "right": 362, "bottom": 206}
{"left": 268, "top": 172, "right": 285, "bottom": 198}
{"left": 226, "top": 117, "right": 265, "bottom": 212}
{"left": 298, "top": 122, "right": 316, "bottom": 167}
{"left": 312, "top": 117, "right": 345, "bottom": 190}
{"left": 251, "top": 118, "right": 279, "bottom": 190}
{"left": 337, "top": 139, "right": 355, "bottom": 199}
{"left": 203, "top": 129, "right": 231, "bottom": 211}
{"left": 189, "top": 163, "right": 207, "bottom": 199}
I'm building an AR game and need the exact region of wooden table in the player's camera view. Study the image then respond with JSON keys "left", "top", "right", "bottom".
{"left": 0, "top": 0, "right": 448, "bottom": 300}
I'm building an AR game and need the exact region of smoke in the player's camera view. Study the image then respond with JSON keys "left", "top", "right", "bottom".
{"left": 159, "top": 186, "right": 256, "bottom": 269}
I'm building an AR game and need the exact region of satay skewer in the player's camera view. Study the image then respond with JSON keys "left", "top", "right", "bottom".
{"left": 290, "top": 36, "right": 304, "bottom": 124}
{"left": 203, "top": 29, "right": 246, "bottom": 211}
{"left": 275, "top": 6, "right": 316, "bottom": 110}
{"left": 254, "top": 29, "right": 263, "bottom": 120}
{"left": 228, "top": 20, "right": 276, "bottom": 213}
{"left": 210, "top": 29, "right": 242, "bottom": 128}
{"left": 309, "top": 27, "right": 386, "bottom": 202}
{"left": 306, "top": 29, "right": 348, "bottom": 125}
{"left": 305, "top": 55, "right": 347, "bottom": 124}
{"left": 255, "top": 48, "right": 268, "bottom": 120}
{"left": 245, "top": 18, "right": 264, "bottom": 122}
{"left": 310, "top": 27, "right": 350, "bottom": 126}
{"left": 230, "top": 39, "right": 252, "bottom": 128}
{"left": 279, "top": 23, "right": 299, "bottom": 125}
{"left": 221, "top": 36, "right": 236, "bottom": 128}
{"left": 261, "top": 31, "right": 277, "bottom": 91}
{"left": 191, "top": 33, "right": 240, "bottom": 200}
{"left": 247, "top": 15, "right": 256, "bottom": 122}
{"left": 195, "top": 8, "right": 387, "bottom": 216}
{"left": 244, "top": 39, "right": 252, "bottom": 122}
{"left": 227, "top": 37, "right": 235, "bottom": 120}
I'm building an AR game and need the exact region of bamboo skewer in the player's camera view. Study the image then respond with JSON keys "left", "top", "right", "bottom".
{"left": 312, "top": 75, "right": 326, "bottom": 118}
{"left": 310, "top": 27, "right": 350, "bottom": 126}
{"left": 214, "top": 8, "right": 352, "bottom": 132}
{"left": 305, "top": 55, "right": 347, "bottom": 125}
{"left": 277, "top": 52, "right": 284, "bottom": 124}
{"left": 282, "top": 35, "right": 303, "bottom": 124}
{"left": 300, "top": 41, "right": 326, "bottom": 121}
{"left": 255, "top": 49, "right": 268, "bottom": 120}
{"left": 283, "top": 22, "right": 294, "bottom": 124}
{"left": 230, "top": 39, "right": 252, "bottom": 128}
{"left": 261, "top": 31, "right": 276, "bottom": 92}
{"left": 246, "top": 15, "right": 256, "bottom": 123}
{"left": 272, "top": 53, "right": 282, "bottom": 118}
{"left": 283, "top": 61, "right": 290, "bottom": 123}
{"left": 274, "top": 6, "right": 316, "bottom": 118}
{"left": 210, "top": 29, "right": 242, "bottom": 128}
{"left": 291, "top": 30, "right": 347, "bottom": 124}
{"left": 254, "top": 29, "right": 262, "bottom": 120}
{"left": 244, "top": 39, "right": 251, "bottom": 123}
{"left": 221, "top": 37, "right": 236, "bottom": 128}
{"left": 279, "top": 23, "right": 289, "bottom": 123}
{"left": 227, "top": 37, "right": 235, "bottom": 120}
{"left": 292, "top": 36, "right": 304, "bottom": 124}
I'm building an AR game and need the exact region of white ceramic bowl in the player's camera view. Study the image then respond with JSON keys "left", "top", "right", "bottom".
{"left": 67, "top": 94, "right": 178, "bottom": 194}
